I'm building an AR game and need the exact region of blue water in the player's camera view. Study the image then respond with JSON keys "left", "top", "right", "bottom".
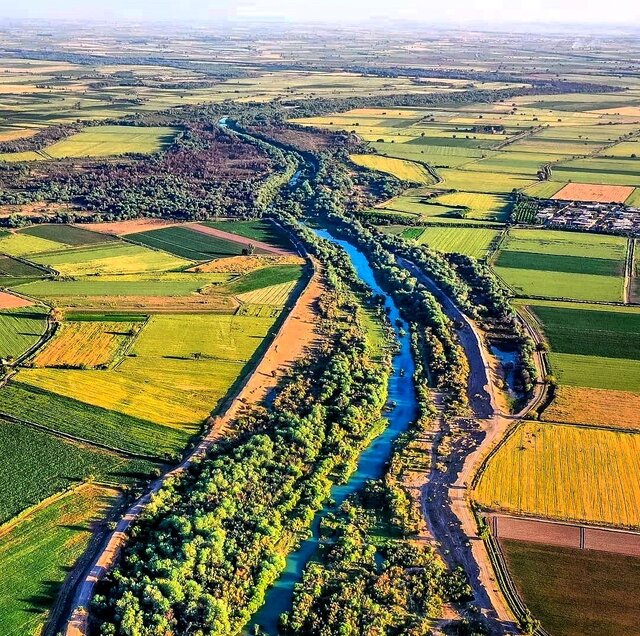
{"left": 247, "top": 228, "right": 418, "bottom": 634}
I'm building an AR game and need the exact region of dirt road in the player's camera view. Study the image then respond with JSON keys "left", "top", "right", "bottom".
{"left": 63, "top": 259, "right": 324, "bottom": 636}
{"left": 399, "top": 258, "right": 547, "bottom": 635}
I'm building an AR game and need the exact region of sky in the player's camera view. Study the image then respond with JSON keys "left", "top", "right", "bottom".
{"left": 2, "top": 0, "right": 640, "bottom": 26}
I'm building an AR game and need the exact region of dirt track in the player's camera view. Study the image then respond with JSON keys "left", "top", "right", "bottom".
{"left": 399, "top": 257, "right": 547, "bottom": 635}
{"left": 63, "top": 259, "right": 324, "bottom": 636}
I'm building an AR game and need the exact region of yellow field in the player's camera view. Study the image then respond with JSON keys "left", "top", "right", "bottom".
{"left": 33, "top": 321, "right": 139, "bottom": 368}
{"left": 0, "top": 232, "right": 65, "bottom": 257}
{"left": 237, "top": 280, "right": 297, "bottom": 305}
{"left": 19, "top": 314, "right": 277, "bottom": 428}
{"left": 475, "top": 422, "right": 640, "bottom": 528}
{"left": 191, "top": 254, "right": 304, "bottom": 274}
{"left": 542, "top": 386, "right": 640, "bottom": 431}
{"left": 349, "top": 154, "right": 435, "bottom": 184}
{"left": 433, "top": 191, "right": 508, "bottom": 215}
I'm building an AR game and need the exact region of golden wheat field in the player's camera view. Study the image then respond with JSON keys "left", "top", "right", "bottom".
{"left": 475, "top": 422, "right": 640, "bottom": 528}
{"left": 33, "top": 321, "right": 139, "bottom": 369}
{"left": 542, "top": 386, "right": 640, "bottom": 431}
{"left": 349, "top": 154, "right": 435, "bottom": 184}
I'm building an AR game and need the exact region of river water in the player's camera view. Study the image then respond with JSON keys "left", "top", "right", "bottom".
{"left": 247, "top": 228, "right": 419, "bottom": 634}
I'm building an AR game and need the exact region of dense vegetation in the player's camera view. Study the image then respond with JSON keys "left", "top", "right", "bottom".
{"left": 94, "top": 226, "right": 395, "bottom": 635}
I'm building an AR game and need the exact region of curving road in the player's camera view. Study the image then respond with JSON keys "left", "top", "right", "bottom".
{"left": 399, "top": 257, "right": 547, "bottom": 635}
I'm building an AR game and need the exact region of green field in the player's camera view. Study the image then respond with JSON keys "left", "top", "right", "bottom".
{"left": 530, "top": 304, "right": 640, "bottom": 360}
{"left": 549, "top": 353, "right": 640, "bottom": 392}
{"left": 0, "top": 231, "right": 65, "bottom": 257}
{"left": 503, "top": 540, "right": 640, "bottom": 636}
{"left": 225, "top": 264, "right": 303, "bottom": 295}
{"left": 1, "top": 125, "right": 178, "bottom": 160}
{"left": 411, "top": 226, "right": 500, "bottom": 258}
{"left": 0, "top": 255, "right": 48, "bottom": 286}
{"left": 0, "top": 485, "right": 120, "bottom": 636}
{"left": 495, "top": 229, "right": 626, "bottom": 301}
{"left": 0, "top": 382, "right": 189, "bottom": 458}
{"left": 203, "top": 219, "right": 292, "bottom": 249}
{"left": 0, "top": 307, "right": 48, "bottom": 360}
{"left": 20, "top": 224, "right": 116, "bottom": 246}
{"left": 15, "top": 272, "right": 232, "bottom": 298}
{"left": 29, "top": 242, "right": 190, "bottom": 276}
{"left": 129, "top": 226, "right": 253, "bottom": 260}
{"left": 0, "top": 418, "right": 153, "bottom": 524}
{"left": 18, "top": 313, "right": 278, "bottom": 428}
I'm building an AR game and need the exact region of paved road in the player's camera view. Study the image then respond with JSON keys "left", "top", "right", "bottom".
{"left": 399, "top": 257, "right": 547, "bottom": 635}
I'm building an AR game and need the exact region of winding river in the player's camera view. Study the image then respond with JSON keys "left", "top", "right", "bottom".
{"left": 248, "top": 228, "right": 419, "bottom": 634}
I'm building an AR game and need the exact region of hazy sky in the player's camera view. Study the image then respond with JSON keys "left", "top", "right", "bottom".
{"left": 2, "top": 0, "right": 640, "bottom": 25}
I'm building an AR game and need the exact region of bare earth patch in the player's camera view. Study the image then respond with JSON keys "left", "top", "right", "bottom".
{"left": 552, "top": 182, "right": 634, "bottom": 204}
{"left": 0, "top": 291, "right": 34, "bottom": 309}
{"left": 79, "top": 219, "right": 182, "bottom": 236}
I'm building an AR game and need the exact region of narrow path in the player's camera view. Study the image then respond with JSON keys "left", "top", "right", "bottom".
{"left": 63, "top": 258, "right": 324, "bottom": 636}
{"left": 624, "top": 237, "right": 635, "bottom": 305}
{"left": 398, "top": 257, "right": 547, "bottom": 635}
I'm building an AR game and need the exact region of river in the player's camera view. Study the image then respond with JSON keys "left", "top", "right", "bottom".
{"left": 247, "top": 228, "right": 419, "bottom": 634}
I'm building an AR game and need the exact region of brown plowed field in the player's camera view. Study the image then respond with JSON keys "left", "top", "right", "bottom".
{"left": 0, "top": 290, "right": 34, "bottom": 309}
{"left": 552, "top": 182, "right": 635, "bottom": 203}
{"left": 80, "top": 219, "right": 181, "bottom": 236}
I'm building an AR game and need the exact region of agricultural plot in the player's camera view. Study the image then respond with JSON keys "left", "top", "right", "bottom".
{"left": 495, "top": 229, "right": 626, "bottom": 301}
{"left": 192, "top": 254, "right": 304, "bottom": 274}
{"left": 129, "top": 225, "right": 252, "bottom": 260}
{"left": 202, "top": 219, "right": 293, "bottom": 250}
{"left": 350, "top": 154, "right": 435, "bottom": 184}
{"left": 237, "top": 280, "right": 298, "bottom": 305}
{"left": 0, "top": 254, "right": 48, "bottom": 286}
{"left": 430, "top": 191, "right": 510, "bottom": 221}
{"left": 20, "top": 224, "right": 116, "bottom": 246}
{"left": 18, "top": 313, "right": 278, "bottom": 428}
{"left": 0, "top": 306, "right": 48, "bottom": 360}
{"left": 412, "top": 226, "right": 500, "bottom": 258}
{"left": 542, "top": 386, "right": 640, "bottom": 430}
{"left": 0, "top": 485, "right": 120, "bottom": 636}
{"left": 29, "top": 242, "right": 190, "bottom": 276}
{"left": 0, "top": 125, "right": 178, "bottom": 161}
{"left": 0, "top": 417, "right": 153, "bottom": 524}
{"left": 33, "top": 320, "right": 139, "bottom": 368}
{"left": 0, "top": 230, "right": 65, "bottom": 257}
{"left": 0, "top": 382, "right": 188, "bottom": 458}
{"left": 16, "top": 273, "right": 231, "bottom": 299}
{"left": 502, "top": 540, "right": 640, "bottom": 636}
{"left": 547, "top": 353, "right": 640, "bottom": 392}
{"left": 552, "top": 182, "right": 636, "bottom": 203}
{"left": 475, "top": 422, "right": 640, "bottom": 527}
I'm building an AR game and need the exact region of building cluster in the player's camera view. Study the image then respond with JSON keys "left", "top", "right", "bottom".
{"left": 535, "top": 202, "right": 640, "bottom": 236}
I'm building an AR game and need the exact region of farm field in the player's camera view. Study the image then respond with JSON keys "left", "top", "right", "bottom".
{"left": 20, "top": 224, "right": 117, "bottom": 246}
{"left": 0, "top": 417, "right": 154, "bottom": 523}
{"left": 0, "top": 254, "right": 48, "bottom": 286}
{"left": 388, "top": 226, "right": 500, "bottom": 258}
{"left": 129, "top": 225, "right": 257, "bottom": 260}
{"left": 0, "top": 230, "right": 65, "bottom": 257}
{"left": 0, "top": 125, "right": 178, "bottom": 161}
{"left": 33, "top": 320, "right": 140, "bottom": 368}
{"left": 28, "top": 242, "right": 190, "bottom": 276}
{"left": 18, "top": 313, "right": 278, "bottom": 428}
{"left": 502, "top": 540, "right": 640, "bottom": 636}
{"left": 202, "top": 220, "right": 293, "bottom": 250}
{"left": 552, "top": 182, "right": 636, "bottom": 203}
{"left": 547, "top": 353, "right": 640, "bottom": 392}
{"left": 475, "top": 422, "right": 640, "bottom": 527}
{"left": 350, "top": 154, "right": 435, "bottom": 184}
{"left": 0, "top": 306, "right": 48, "bottom": 360}
{"left": 542, "top": 386, "right": 640, "bottom": 430}
{"left": 0, "top": 484, "right": 120, "bottom": 636}
{"left": 495, "top": 229, "right": 626, "bottom": 301}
